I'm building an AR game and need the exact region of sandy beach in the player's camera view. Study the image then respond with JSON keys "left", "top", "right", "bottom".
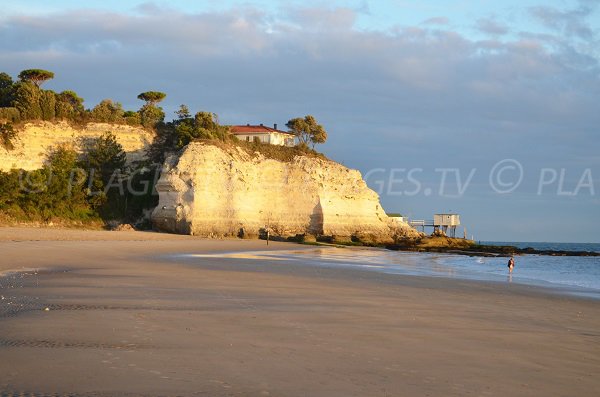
{"left": 0, "top": 227, "right": 599, "bottom": 396}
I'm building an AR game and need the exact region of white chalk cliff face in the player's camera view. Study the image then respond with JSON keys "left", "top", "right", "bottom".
{"left": 152, "top": 142, "right": 419, "bottom": 242}
{"left": 0, "top": 121, "right": 154, "bottom": 171}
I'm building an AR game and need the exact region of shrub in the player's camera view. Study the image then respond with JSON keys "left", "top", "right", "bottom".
{"left": 12, "top": 81, "right": 43, "bottom": 120}
{"left": 55, "top": 90, "right": 84, "bottom": 121}
{"left": 40, "top": 90, "right": 56, "bottom": 121}
{"left": 89, "top": 99, "right": 125, "bottom": 123}
{"left": 0, "top": 123, "right": 17, "bottom": 150}
{"left": 138, "top": 104, "right": 164, "bottom": 128}
{"left": 123, "top": 110, "right": 141, "bottom": 126}
{"left": 0, "top": 107, "right": 20, "bottom": 123}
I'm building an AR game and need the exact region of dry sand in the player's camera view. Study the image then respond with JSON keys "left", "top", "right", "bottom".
{"left": 0, "top": 227, "right": 598, "bottom": 396}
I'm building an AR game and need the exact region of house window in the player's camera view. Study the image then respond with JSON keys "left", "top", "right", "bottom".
{"left": 246, "top": 136, "right": 250, "bottom": 142}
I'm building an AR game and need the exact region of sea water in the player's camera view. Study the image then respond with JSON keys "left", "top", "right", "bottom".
{"left": 289, "top": 247, "right": 600, "bottom": 296}
{"left": 483, "top": 241, "right": 600, "bottom": 253}
{"left": 186, "top": 242, "right": 600, "bottom": 299}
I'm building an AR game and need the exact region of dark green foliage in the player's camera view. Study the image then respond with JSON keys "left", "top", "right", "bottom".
{"left": 204, "top": 139, "right": 327, "bottom": 163}
{"left": 123, "top": 110, "right": 141, "bottom": 126}
{"left": 55, "top": 90, "right": 84, "bottom": 121}
{"left": 0, "top": 122, "right": 17, "bottom": 150}
{"left": 0, "top": 169, "right": 20, "bottom": 208}
{"left": 12, "top": 81, "right": 43, "bottom": 120}
{"left": 146, "top": 122, "right": 178, "bottom": 164}
{"left": 0, "top": 73, "right": 14, "bottom": 107}
{"left": 43, "top": 145, "right": 89, "bottom": 216}
{"left": 146, "top": 107, "right": 233, "bottom": 162}
{"left": 121, "top": 164, "right": 160, "bottom": 222}
{"left": 58, "top": 90, "right": 84, "bottom": 109}
{"left": 137, "top": 91, "right": 167, "bottom": 128}
{"left": 18, "top": 69, "right": 54, "bottom": 87}
{"left": 176, "top": 111, "right": 230, "bottom": 147}
{"left": 286, "top": 115, "right": 327, "bottom": 148}
{"left": 0, "top": 145, "right": 96, "bottom": 223}
{"left": 138, "top": 103, "right": 165, "bottom": 128}
{"left": 80, "top": 133, "right": 127, "bottom": 200}
{"left": 89, "top": 99, "right": 124, "bottom": 123}
{"left": 11, "top": 82, "right": 60, "bottom": 122}
{"left": 85, "top": 133, "right": 127, "bottom": 185}
{"left": 0, "top": 136, "right": 157, "bottom": 225}
{"left": 78, "top": 133, "right": 157, "bottom": 222}
{"left": 0, "top": 69, "right": 143, "bottom": 127}
{"left": 40, "top": 90, "right": 56, "bottom": 121}
{"left": 0, "top": 70, "right": 167, "bottom": 226}
{"left": 0, "top": 107, "right": 20, "bottom": 123}
{"left": 137, "top": 91, "right": 166, "bottom": 105}
{"left": 175, "top": 104, "right": 191, "bottom": 120}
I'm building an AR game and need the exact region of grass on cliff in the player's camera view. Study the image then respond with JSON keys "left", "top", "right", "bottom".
{"left": 199, "top": 139, "right": 329, "bottom": 162}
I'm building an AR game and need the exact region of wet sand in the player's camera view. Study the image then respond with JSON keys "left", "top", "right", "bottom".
{"left": 1, "top": 227, "right": 599, "bottom": 396}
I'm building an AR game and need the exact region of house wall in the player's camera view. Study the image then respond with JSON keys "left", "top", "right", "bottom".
{"left": 234, "top": 132, "right": 295, "bottom": 146}
{"left": 434, "top": 214, "right": 460, "bottom": 226}
{"left": 236, "top": 133, "right": 268, "bottom": 144}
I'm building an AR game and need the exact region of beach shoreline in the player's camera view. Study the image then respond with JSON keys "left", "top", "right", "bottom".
{"left": 1, "top": 227, "right": 599, "bottom": 396}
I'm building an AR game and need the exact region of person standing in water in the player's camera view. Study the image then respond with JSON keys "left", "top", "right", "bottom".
{"left": 508, "top": 256, "right": 515, "bottom": 273}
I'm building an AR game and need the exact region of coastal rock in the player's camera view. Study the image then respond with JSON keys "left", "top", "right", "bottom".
{"left": 0, "top": 121, "right": 154, "bottom": 171}
{"left": 151, "top": 142, "right": 420, "bottom": 243}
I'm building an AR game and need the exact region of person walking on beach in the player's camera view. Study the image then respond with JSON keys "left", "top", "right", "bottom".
{"left": 508, "top": 256, "right": 515, "bottom": 273}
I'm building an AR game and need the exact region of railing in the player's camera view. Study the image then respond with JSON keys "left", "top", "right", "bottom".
{"left": 409, "top": 220, "right": 434, "bottom": 227}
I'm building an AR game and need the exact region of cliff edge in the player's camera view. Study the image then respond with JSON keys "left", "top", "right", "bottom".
{"left": 151, "top": 142, "right": 419, "bottom": 243}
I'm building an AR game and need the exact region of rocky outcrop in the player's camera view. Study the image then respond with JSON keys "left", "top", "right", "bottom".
{"left": 0, "top": 121, "right": 154, "bottom": 171}
{"left": 151, "top": 142, "right": 419, "bottom": 243}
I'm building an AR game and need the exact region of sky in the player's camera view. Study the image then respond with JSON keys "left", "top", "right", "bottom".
{"left": 1, "top": 0, "right": 599, "bottom": 242}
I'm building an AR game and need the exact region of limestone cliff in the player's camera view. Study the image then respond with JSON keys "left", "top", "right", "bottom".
{"left": 151, "top": 142, "right": 419, "bottom": 243}
{"left": 0, "top": 121, "right": 154, "bottom": 171}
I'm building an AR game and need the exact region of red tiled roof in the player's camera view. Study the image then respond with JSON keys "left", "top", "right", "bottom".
{"left": 230, "top": 125, "right": 295, "bottom": 135}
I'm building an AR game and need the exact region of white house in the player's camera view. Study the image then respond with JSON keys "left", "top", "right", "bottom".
{"left": 231, "top": 124, "right": 296, "bottom": 147}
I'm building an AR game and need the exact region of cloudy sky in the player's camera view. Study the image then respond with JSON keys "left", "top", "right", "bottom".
{"left": 1, "top": 0, "right": 599, "bottom": 242}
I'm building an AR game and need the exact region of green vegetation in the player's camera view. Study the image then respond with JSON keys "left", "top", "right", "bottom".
{"left": 137, "top": 91, "right": 166, "bottom": 128}
{"left": 146, "top": 107, "right": 231, "bottom": 163}
{"left": 89, "top": 99, "right": 124, "bottom": 123}
{"left": 137, "top": 91, "right": 166, "bottom": 105}
{"left": 175, "top": 111, "right": 229, "bottom": 147}
{"left": 0, "top": 69, "right": 331, "bottom": 158}
{"left": 0, "top": 133, "right": 158, "bottom": 227}
{"left": 0, "top": 70, "right": 167, "bottom": 129}
{"left": 0, "top": 122, "right": 16, "bottom": 150}
{"left": 236, "top": 139, "right": 326, "bottom": 162}
{"left": 386, "top": 213, "right": 403, "bottom": 217}
{"left": 0, "top": 73, "right": 14, "bottom": 107}
{"left": 18, "top": 69, "right": 54, "bottom": 87}
{"left": 0, "top": 145, "right": 97, "bottom": 223}
{"left": 0, "top": 68, "right": 332, "bottom": 228}
{"left": 286, "top": 115, "right": 327, "bottom": 148}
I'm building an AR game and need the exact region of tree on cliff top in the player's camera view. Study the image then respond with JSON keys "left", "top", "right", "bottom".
{"left": 137, "top": 91, "right": 166, "bottom": 106}
{"left": 18, "top": 69, "right": 54, "bottom": 87}
{"left": 0, "top": 73, "right": 14, "bottom": 107}
{"left": 137, "top": 91, "right": 166, "bottom": 128}
{"left": 175, "top": 110, "right": 230, "bottom": 147}
{"left": 89, "top": 99, "right": 124, "bottom": 123}
{"left": 286, "top": 115, "right": 328, "bottom": 148}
